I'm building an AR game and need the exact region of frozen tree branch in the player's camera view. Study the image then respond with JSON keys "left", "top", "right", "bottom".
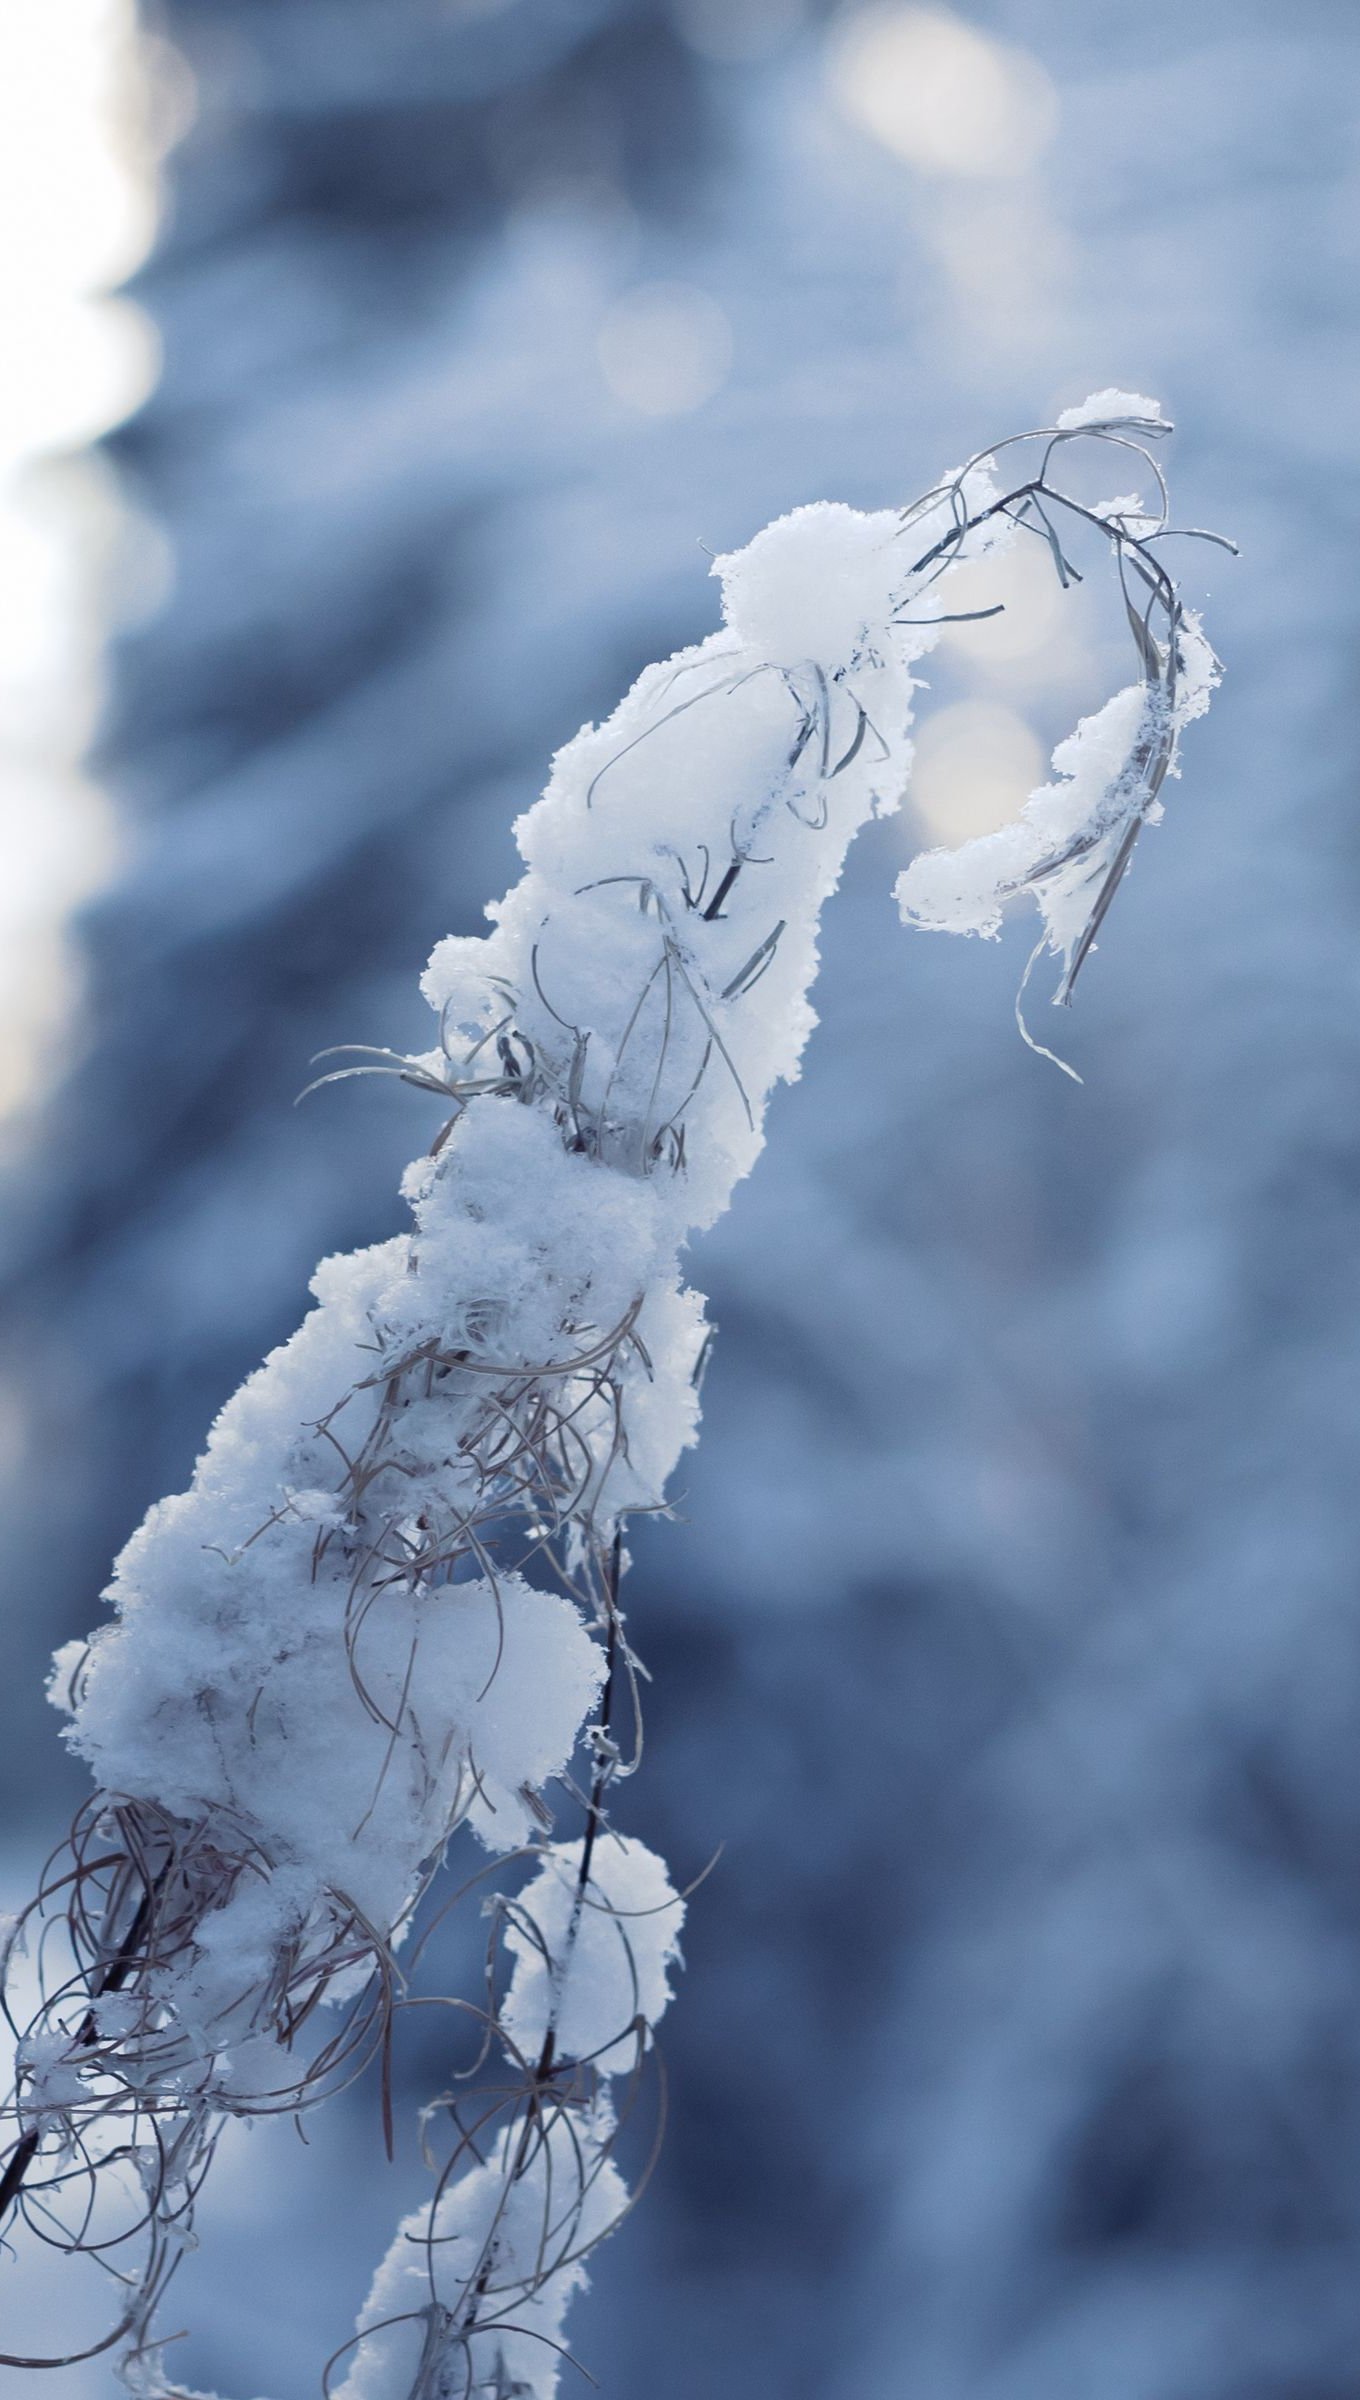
{"left": 0, "top": 400, "right": 1226, "bottom": 2396}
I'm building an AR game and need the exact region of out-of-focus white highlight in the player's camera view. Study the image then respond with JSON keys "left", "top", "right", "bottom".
{"left": 0, "top": 0, "right": 157, "bottom": 466}
{"left": 909, "top": 700, "right": 1045, "bottom": 846}
{"left": 828, "top": 4, "right": 1057, "bottom": 179}
{"left": 0, "top": 478, "right": 124, "bottom": 1120}
{"left": 922, "top": 185, "right": 1072, "bottom": 350}
{"left": 939, "top": 542, "right": 1064, "bottom": 669}
{"left": 597, "top": 282, "right": 733, "bottom": 415}
{"left": 0, "top": 0, "right": 165, "bottom": 1119}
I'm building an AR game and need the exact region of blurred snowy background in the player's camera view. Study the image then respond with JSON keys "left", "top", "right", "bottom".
{"left": 2, "top": 1, "right": 1359, "bottom": 2394}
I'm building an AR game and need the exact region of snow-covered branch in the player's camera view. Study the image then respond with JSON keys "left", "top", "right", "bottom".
{"left": 0, "top": 400, "right": 1225, "bottom": 2396}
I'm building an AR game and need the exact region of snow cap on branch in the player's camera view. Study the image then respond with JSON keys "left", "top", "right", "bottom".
{"left": 499, "top": 1835, "right": 685, "bottom": 2076}
{"left": 1055, "top": 388, "right": 1165, "bottom": 430}
{"left": 338, "top": 2105, "right": 626, "bottom": 2400}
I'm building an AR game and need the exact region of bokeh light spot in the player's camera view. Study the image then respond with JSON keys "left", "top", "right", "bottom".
{"left": 597, "top": 282, "right": 733, "bottom": 416}
{"left": 827, "top": 4, "right": 1058, "bottom": 179}
{"left": 940, "top": 541, "right": 1065, "bottom": 668}
{"left": 909, "top": 699, "right": 1045, "bottom": 845}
